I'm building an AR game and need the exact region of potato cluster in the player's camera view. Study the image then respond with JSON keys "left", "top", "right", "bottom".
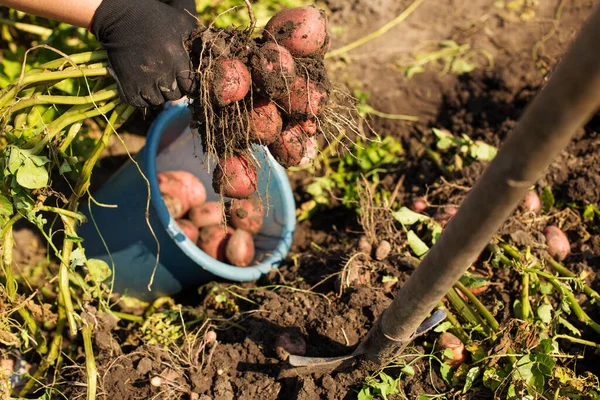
{"left": 158, "top": 170, "right": 264, "bottom": 267}
{"left": 187, "top": 6, "right": 331, "bottom": 199}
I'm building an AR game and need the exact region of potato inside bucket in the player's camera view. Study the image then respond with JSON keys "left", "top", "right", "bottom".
{"left": 154, "top": 125, "right": 292, "bottom": 267}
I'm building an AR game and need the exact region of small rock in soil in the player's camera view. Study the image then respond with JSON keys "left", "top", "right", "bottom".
{"left": 357, "top": 235, "right": 372, "bottom": 255}
{"left": 375, "top": 240, "right": 392, "bottom": 260}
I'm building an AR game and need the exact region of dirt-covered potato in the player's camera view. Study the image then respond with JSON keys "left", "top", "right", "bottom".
{"left": 263, "top": 6, "right": 329, "bottom": 57}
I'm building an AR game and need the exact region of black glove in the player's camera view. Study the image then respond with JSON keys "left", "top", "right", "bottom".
{"left": 91, "top": 0, "right": 198, "bottom": 108}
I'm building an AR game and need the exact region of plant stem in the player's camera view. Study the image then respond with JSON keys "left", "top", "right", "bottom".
{"left": 553, "top": 334, "right": 600, "bottom": 349}
{"left": 82, "top": 322, "right": 97, "bottom": 400}
{"left": 19, "top": 292, "right": 66, "bottom": 396}
{"left": 9, "top": 86, "right": 118, "bottom": 112}
{"left": 488, "top": 243, "right": 512, "bottom": 267}
{"left": 498, "top": 242, "right": 521, "bottom": 260}
{"left": 2, "top": 224, "right": 47, "bottom": 354}
{"left": 520, "top": 272, "right": 531, "bottom": 320}
{"left": 424, "top": 147, "right": 453, "bottom": 180}
{"left": 39, "top": 51, "right": 108, "bottom": 70}
{"left": 455, "top": 281, "right": 499, "bottom": 331}
{"left": 438, "top": 303, "right": 470, "bottom": 343}
{"left": 59, "top": 122, "right": 83, "bottom": 153}
{"left": 0, "top": 18, "right": 53, "bottom": 38}
{"left": 546, "top": 256, "right": 600, "bottom": 303}
{"left": 528, "top": 269, "right": 600, "bottom": 335}
{"left": 111, "top": 311, "right": 144, "bottom": 323}
{"left": 30, "top": 100, "right": 120, "bottom": 154}
{"left": 366, "top": 108, "right": 419, "bottom": 121}
{"left": 58, "top": 214, "right": 78, "bottom": 336}
{"left": 0, "top": 67, "right": 109, "bottom": 107}
{"left": 326, "top": 0, "right": 426, "bottom": 58}
{"left": 445, "top": 288, "right": 489, "bottom": 333}
{"left": 39, "top": 206, "right": 87, "bottom": 222}
{"left": 69, "top": 104, "right": 135, "bottom": 203}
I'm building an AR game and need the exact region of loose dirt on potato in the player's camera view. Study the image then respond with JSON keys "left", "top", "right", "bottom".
{"left": 10, "top": 0, "right": 599, "bottom": 399}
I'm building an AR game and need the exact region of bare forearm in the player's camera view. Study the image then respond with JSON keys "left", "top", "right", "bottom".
{"left": 0, "top": 0, "right": 102, "bottom": 28}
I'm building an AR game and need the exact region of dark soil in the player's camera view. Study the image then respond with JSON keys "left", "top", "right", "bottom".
{"left": 11, "top": 0, "right": 600, "bottom": 399}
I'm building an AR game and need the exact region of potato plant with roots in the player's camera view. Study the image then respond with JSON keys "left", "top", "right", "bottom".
{"left": 186, "top": 4, "right": 334, "bottom": 199}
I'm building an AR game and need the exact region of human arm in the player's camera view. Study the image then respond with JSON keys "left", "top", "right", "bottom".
{"left": 0, "top": 0, "right": 101, "bottom": 28}
{"left": 0, "top": 0, "right": 199, "bottom": 108}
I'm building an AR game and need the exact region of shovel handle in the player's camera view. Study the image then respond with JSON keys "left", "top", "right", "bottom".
{"left": 378, "top": 5, "right": 600, "bottom": 345}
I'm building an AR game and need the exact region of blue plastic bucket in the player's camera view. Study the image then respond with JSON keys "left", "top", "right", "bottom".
{"left": 78, "top": 102, "right": 296, "bottom": 301}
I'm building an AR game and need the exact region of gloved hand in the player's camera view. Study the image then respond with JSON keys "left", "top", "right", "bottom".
{"left": 91, "top": 0, "right": 198, "bottom": 108}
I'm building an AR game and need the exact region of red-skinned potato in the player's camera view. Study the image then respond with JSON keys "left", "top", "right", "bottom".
{"left": 158, "top": 171, "right": 206, "bottom": 214}
{"left": 249, "top": 97, "right": 282, "bottom": 146}
{"left": 298, "top": 118, "right": 318, "bottom": 136}
{"left": 162, "top": 194, "right": 185, "bottom": 218}
{"left": 268, "top": 124, "right": 306, "bottom": 168}
{"left": 197, "top": 225, "right": 234, "bottom": 261}
{"left": 410, "top": 198, "right": 427, "bottom": 213}
{"left": 189, "top": 202, "right": 225, "bottom": 229}
{"left": 212, "top": 155, "right": 258, "bottom": 199}
{"left": 544, "top": 225, "right": 570, "bottom": 261}
{"left": 229, "top": 196, "right": 264, "bottom": 234}
{"left": 298, "top": 136, "right": 317, "bottom": 166}
{"left": 225, "top": 229, "right": 255, "bottom": 267}
{"left": 176, "top": 219, "right": 199, "bottom": 243}
{"left": 263, "top": 6, "right": 328, "bottom": 57}
{"left": 211, "top": 58, "right": 251, "bottom": 107}
{"left": 252, "top": 42, "right": 296, "bottom": 99}
{"left": 523, "top": 191, "right": 541, "bottom": 213}
{"left": 274, "top": 331, "right": 307, "bottom": 361}
{"left": 434, "top": 206, "right": 458, "bottom": 227}
{"left": 277, "top": 76, "right": 328, "bottom": 117}
{"left": 437, "top": 332, "right": 465, "bottom": 368}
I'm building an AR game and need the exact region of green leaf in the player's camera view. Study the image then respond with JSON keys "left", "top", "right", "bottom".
{"left": 29, "top": 154, "right": 50, "bottom": 167}
{"left": 539, "top": 282, "right": 553, "bottom": 295}
{"left": 391, "top": 206, "right": 429, "bottom": 226}
{"left": 443, "top": 348, "right": 455, "bottom": 360}
{"left": 541, "top": 187, "right": 555, "bottom": 212}
{"left": 16, "top": 157, "right": 49, "bottom": 189}
{"left": 483, "top": 366, "right": 506, "bottom": 391}
{"left": 433, "top": 321, "right": 453, "bottom": 333}
{"left": 381, "top": 276, "right": 398, "bottom": 284}
{"left": 0, "top": 194, "right": 13, "bottom": 218}
{"left": 462, "top": 366, "right": 481, "bottom": 393}
{"left": 87, "top": 259, "right": 111, "bottom": 282}
{"left": 583, "top": 204, "right": 596, "bottom": 220}
{"left": 558, "top": 316, "right": 581, "bottom": 336}
{"left": 69, "top": 247, "right": 86, "bottom": 269}
{"left": 439, "top": 362, "right": 453, "bottom": 384}
{"left": 460, "top": 271, "right": 490, "bottom": 289}
{"left": 465, "top": 343, "right": 487, "bottom": 362}
{"left": 428, "top": 220, "right": 443, "bottom": 244}
{"left": 8, "top": 146, "right": 23, "bottom": 174}
{"left": 536, "top": 303, "right": 553, "bottom": 324}
{"left": 407, "top": 230, "right": 429, "bottom": 257}
{"left": 433, "top": 128, "right": 457, "bottom": 150}
{"left": 451, "top": 58, "right": 477, "bottom": 75}
{"left": 59, "top": 159, "right": 72, "bottom": 174}
{"left": 469, "top": 141, "right": 498, "bottom": 161}
{"left": 357, "top": 387, "right": 373, "bottom": 400}
{"left": 401, "top": 365, "right": 415, "bottom": 376}
{"left": 214, "top": 293, "right": 227, "bottom": 303}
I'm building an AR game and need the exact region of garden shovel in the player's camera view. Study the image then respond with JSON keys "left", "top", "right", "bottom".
{"left": 281, "top": 4, "right": 600, "bottom": 377}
